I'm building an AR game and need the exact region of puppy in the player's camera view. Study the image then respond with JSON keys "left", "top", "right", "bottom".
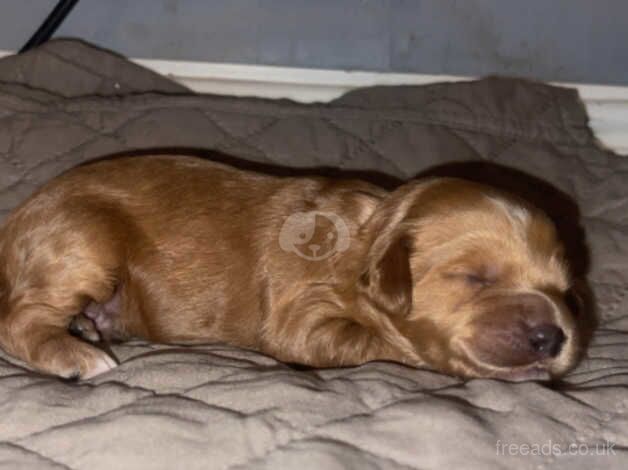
{"left": 0, "top": 155, "right": 582, "bottom": 380}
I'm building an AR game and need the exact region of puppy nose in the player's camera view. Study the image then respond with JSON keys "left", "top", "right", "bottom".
{"left": 528, "top": 324, "right": 565, "bottom": 358}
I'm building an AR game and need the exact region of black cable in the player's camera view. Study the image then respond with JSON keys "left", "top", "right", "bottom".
{"left": 19, "top": 0, "right": 80, "bottom": 53}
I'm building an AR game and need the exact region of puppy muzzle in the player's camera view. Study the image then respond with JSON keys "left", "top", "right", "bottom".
{"left": 463, "top": 291, "right": 577, "bottom": 379}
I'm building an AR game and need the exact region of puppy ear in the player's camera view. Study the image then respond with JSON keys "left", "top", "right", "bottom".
{"left": 360, "top": 232, "right": 412, "bottom": 316}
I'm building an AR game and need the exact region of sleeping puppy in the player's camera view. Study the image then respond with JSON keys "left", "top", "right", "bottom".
{"left": 0, "top": 155, "right": 582, "bottom": 381}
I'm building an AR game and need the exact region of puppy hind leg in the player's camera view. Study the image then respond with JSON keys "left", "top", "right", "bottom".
{"left": 0, "top": 217, "right": 124, "bottom": 379}
{"left": 0, "top": 305, "right": 117, "bottom": 379}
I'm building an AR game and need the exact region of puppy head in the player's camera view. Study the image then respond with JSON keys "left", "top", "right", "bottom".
{"left": 360, "top": 178, "right": 582, "bottom": 381}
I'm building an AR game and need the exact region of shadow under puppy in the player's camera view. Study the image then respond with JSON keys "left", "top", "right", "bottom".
{"left": 0, "top": 155, "right": 582, "bottom": 380}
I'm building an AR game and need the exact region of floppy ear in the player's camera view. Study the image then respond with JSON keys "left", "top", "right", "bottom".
{"left": 360, "top": 231, "right": 413, "bottom": 316}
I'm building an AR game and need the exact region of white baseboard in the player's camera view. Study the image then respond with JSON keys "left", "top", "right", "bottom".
{"left": 2, "top": 50, "right": 627, "bottom": 154}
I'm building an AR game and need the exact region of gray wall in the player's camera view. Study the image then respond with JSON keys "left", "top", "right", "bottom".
{"left": 2, "top": 0, "right": 628, "bottom": 85}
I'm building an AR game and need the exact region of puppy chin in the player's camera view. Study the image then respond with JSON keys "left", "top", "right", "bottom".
{"left": 488, "top": 365, "right": 552, "bottom": 382}
{"left": 456, "top": 342, "right": 565, "bottom": 382}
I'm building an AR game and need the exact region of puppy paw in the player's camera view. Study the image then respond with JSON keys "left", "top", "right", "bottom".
{"left": 69, "top": 313, "right": 101, "bottom": 342}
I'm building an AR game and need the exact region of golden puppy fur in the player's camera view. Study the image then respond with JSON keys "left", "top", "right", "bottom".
{"left": 0, "top": 155, "right": 581, "bottom": 380}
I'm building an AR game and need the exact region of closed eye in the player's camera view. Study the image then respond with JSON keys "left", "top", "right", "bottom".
{"left": 464, "top": 274, "right": 492, "bottom": 286}
{"left": 444, "top": 272, "right": 494, "bottom": 288}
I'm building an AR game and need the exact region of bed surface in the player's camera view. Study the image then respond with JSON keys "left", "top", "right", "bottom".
{"left": 0, "top": 40, "right": 626, "bottom": 470}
